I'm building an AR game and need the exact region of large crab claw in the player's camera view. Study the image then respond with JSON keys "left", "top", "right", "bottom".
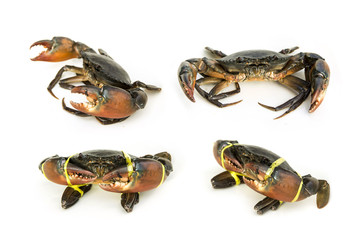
{"left": 178, "top": 61, "right": 197, "bottom": 102}
{"left": 100, "top": 156, "right": 172, "bottom": 193}
{"left": 69, "top": 85, "right": 147, "bottom": 119}
{"left": 30, "top": 37, "right": 81, "bottom": 62}
{"left": 308, "top": 59, "right": 330, "bottom": 112}
{"left": 39, "top": 155, "right": 96, "bottom": 185}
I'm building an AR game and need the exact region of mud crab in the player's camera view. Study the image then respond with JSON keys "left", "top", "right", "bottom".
{"left": 31, "top": 37, "right": 161, "bottom": 124}
{"left": 178, "top": 47, "right": 330, "bottom": 118}
{"left": 39, "top": 150, "right": 172, "bottom": 212}
{"left": 211, "top": 140, "right": 330, "bottom": 214}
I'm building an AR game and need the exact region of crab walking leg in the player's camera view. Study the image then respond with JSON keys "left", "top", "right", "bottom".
{"left": 195, "top": 78, "right": 242, "bottom": 107}
{"left": 205, "top": 47, "right": 227, "bottom": 58}
{"left": 178, "top": 58, "right": 245, "bottom": 103}
{"left": 121, "top": 192, "right": 140, "bottom": 213}
{"left": 61, "top": 184, "right": 92, "bottom": 209}
{"left": 211, "top": 171, "right": 244, "bottom": 188}
{"left": 59, "top": 75, "right": 88, "bottom": 90}
{"left": 47, "top": 65, "right": 85, "bottom": 99}
{"left": 279, "top": 46, "right": 299, "bottom": 55}
{"left": 254, "top": 197, "right": 283, "bottom": 215}
{"left": 258, "top": 75, "right": 310, "bottom": 119}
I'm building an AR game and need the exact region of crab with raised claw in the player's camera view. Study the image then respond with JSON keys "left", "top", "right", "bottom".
{"left": 31, "top": 37, "right": 161, "bottom": 124}
{"left": 178, "top": 47, "right": 330, "bottom": 119}
{"left": 211, "top": 140, "right": 330, "bottom": 214}
{"left": 40, "top": 150, "right": 172, "bottom": 212}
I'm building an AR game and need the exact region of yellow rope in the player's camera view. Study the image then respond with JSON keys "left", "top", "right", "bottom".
{"left": 64, "top": 154, "right": 86, "bottom": 197}
{"left": 264, "top": 157, "right": 285, "bottom": 180}
{"left": 291, "top": 172, "right": 303, "bottom": 202}
{"left": 41, "top": 162, "right": 49, "bottom": 181}
{"left": 228, "top": 171, "right": 242, "bottom": 185}
{"left": 156, "top": 163, "right": 166, "bottom": 188}
{"left": 220, "top": 142, "right": 237, "bottom": 169}
{"left": 122, "top": 151, "right": 134, "bottom": 177}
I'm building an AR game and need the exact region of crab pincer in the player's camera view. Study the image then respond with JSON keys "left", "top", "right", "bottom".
{"left": 308, "top": 59, "right": 330, "bottom": 113}
{"left": 30, "top": 37, "right": 87, "bottom": 62}
{"left": 64, "top": 85, "right": 147, "bottom": 124}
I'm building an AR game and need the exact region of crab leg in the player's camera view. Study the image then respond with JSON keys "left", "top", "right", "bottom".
{"left": 279, "top": 46, "right": 299, "bottom": 55}
{"left": 121, "top": 192, "right": 140, "bottom": 213}
{"left": 258, "top": 75, "right": 310, "bottom": 119}
{"left": 211, "top": 171, "right": 244, "bottom": 188}
{"left": 205, "top": 47, "right": 227, "bottom": 58}
{"left": 195, "top": 78, "right": 242, "bottom": 107}
{"left": 47, "top": 65, "right": 85, "bottom": 99}
{"left": 61, "top": 184, "right": 92, "bottom": 209}
{"left": 178, "top": 58, "right": 244, "bottom": 105}
{"left": 254, "top": 197, "right": 282, "bottom": 215}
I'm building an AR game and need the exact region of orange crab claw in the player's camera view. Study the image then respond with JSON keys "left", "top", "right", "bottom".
{"left": 30, "top": 37, "right": 81, "bottom": 62}
{"left": 40, "top": 156, "right": 96, "bottom": 186}
{"left": 69, "top": 85, "right": 147, "bottom": 119}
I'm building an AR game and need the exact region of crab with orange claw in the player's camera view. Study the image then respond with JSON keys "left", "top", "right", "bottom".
{"left": 30, "top": 37, "right": 161, "bottom": 125}
{"left": 40, "top": 150, "right": 172, "bottom": 212}
{"left": 178, "top": 47, "right": 330, "bottom": 119}
{"left": 211, "top": 140, "right": 330, "bottom": 214}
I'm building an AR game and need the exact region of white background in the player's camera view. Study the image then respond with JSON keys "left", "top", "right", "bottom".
{"left": 1, "top": 0, "right": 352, "bottom": 239}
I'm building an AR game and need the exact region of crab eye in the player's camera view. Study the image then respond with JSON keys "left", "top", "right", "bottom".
{"left": 236, "top": 57, "right": 244, "bottom": 63}
{"left": 314, "top": 72, "right": 326, "bottom": 79}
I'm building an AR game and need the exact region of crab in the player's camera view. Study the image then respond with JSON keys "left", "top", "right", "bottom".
{"left": 30, "top": 37, "right": 161, "bottom": 124}
{"left": 178, "top": 46, "right": 330, "bottom": 119}
{"left": 211, "top": 140, "right": 330, "bottom": 214}
{"left": 40, "top": 150, "right": 172, "bottom": 212}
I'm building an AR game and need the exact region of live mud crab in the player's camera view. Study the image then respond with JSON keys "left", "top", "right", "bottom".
{"left": 39, "top": 150, "right": 172, "bottom": 212}
{"left": 31, "top": 37, "right": 161, "bottom": 124}
{"left": 178, "top": 47, "right": 330, "bottom": 119}
{"left": 212, "top": 140, "right": 330, "bottom": 214}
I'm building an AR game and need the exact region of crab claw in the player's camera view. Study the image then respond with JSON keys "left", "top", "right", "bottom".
{"left": 39, "top": 155, "right": 96, "bottom": 185}
{"left": 30, "top": 37, "right": 80, "bottom": 62}
{"left": 100, "top": 158, "right": 167, "bottom": 193}
{"left": 178, "top": 61, "right": 198, "bottom": 102}
{"left": 308, "top": 59, "right": 330, "bottom": 112}
{"left": 70, "top": 85, "right": 147, "bottom": 119}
